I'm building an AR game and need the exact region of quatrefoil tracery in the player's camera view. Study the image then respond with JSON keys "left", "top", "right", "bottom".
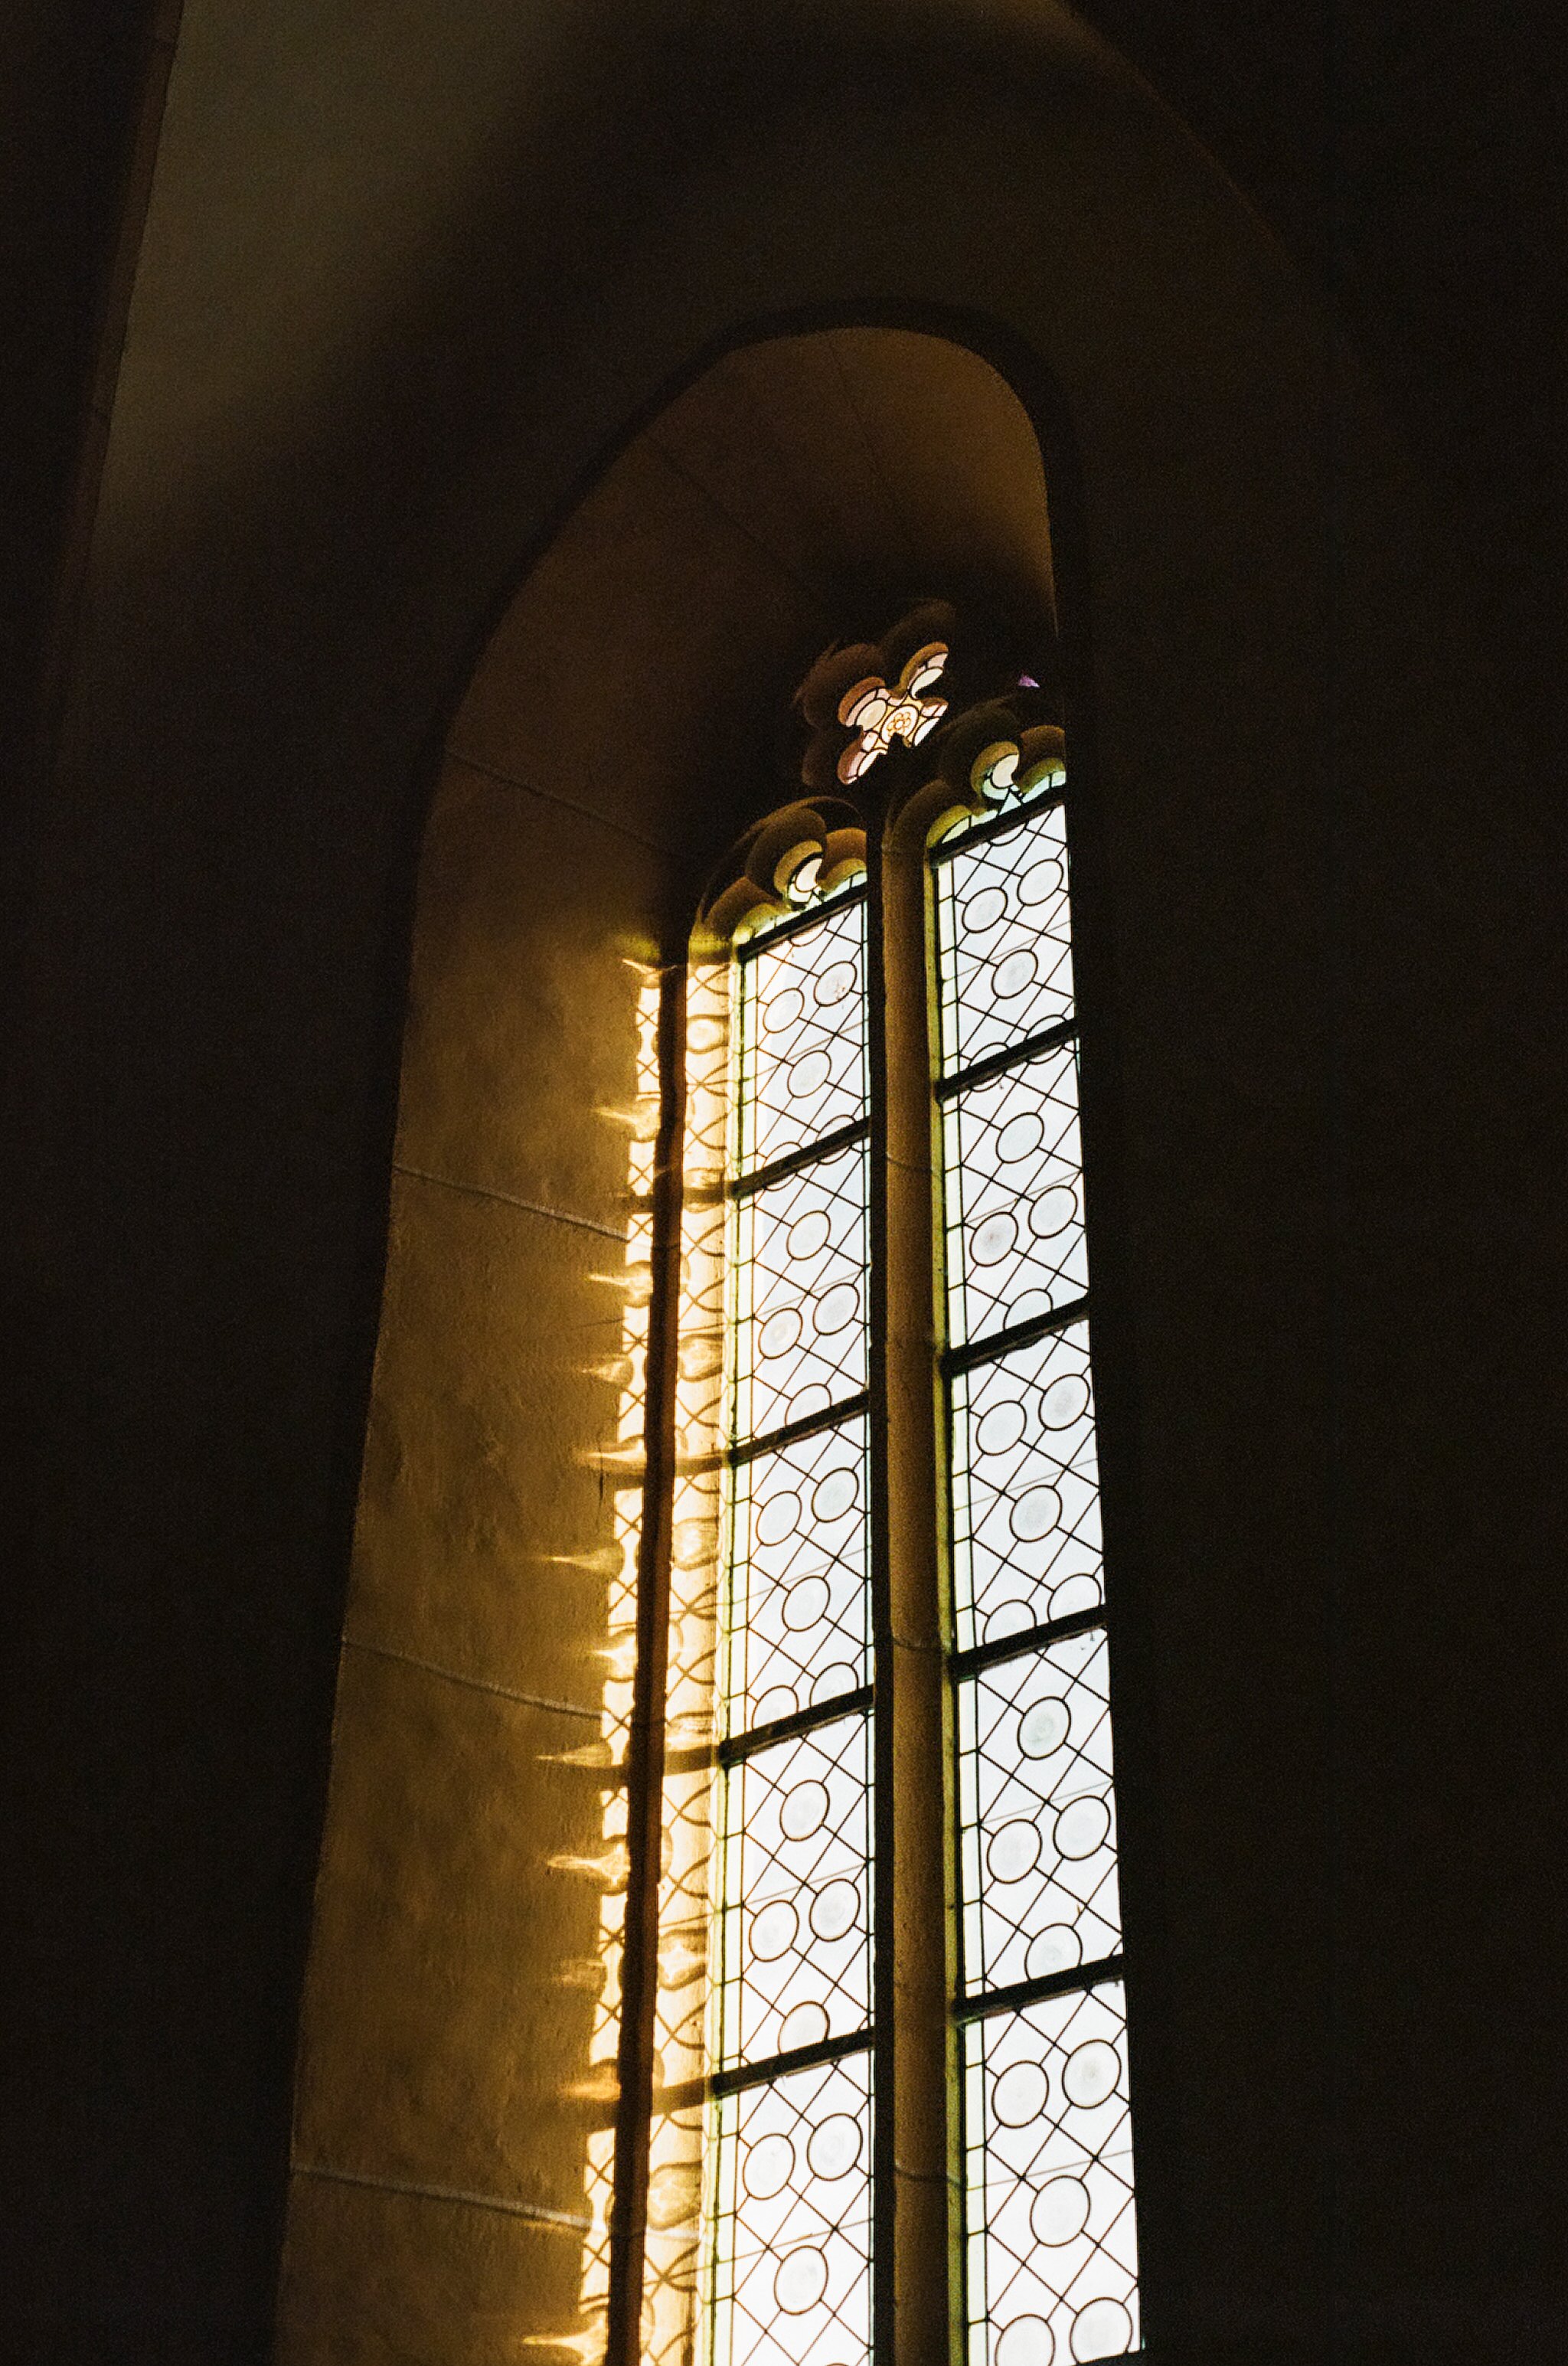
{"left": 835, "top": 643, "right": 951, "bottom": 783}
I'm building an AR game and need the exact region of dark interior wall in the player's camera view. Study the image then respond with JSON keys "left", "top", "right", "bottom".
{"left": 1, "top": 5, "right": 1563, "bottom": 2365}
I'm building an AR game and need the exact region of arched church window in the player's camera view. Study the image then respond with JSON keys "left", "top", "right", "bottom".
{"left": 606, "top": 609, "right": 1138, "bottom": 2366}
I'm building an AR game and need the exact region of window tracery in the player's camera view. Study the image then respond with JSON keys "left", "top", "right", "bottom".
{"left": 611, "top": 612, "right": 1139, "bottom": 2366}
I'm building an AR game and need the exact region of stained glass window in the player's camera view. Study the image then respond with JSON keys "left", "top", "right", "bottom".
{"left": 707, "top": 883, "right": 876, "bottom": 2366}
{"left": 933, "top": 785, "right": 1138, "bottom": 2366}
{"left": 626, "top": 677, "right": 1138, "bottom": 2366}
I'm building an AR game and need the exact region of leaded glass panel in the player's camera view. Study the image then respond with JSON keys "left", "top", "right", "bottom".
{"left": 962, "top": 1985, "right": 1138, "bottom": 2366}
{"left": 700, "top": 880, "right": 874, "bottom": 2366}
{"left": 707, "top": 2050, "right": 874, "bottom": 2366}
{"left": 942, "top": 1047, "right": 1088, "bottom": 1348}
{"left": 957, "top": 1629, "right": 1122, "bottom": 1995}
{"left": 722, "top": 1415, "right": 869, "bottom": 1730}
{"left": 951, "top": 1322, "right": 1104, "bottom": 1652}
{"left": 933, "top": 801, "right": 1074, "bottom": 1074}
{"left": 934, "top": 783, "right": 1138, "bottom": 2362}
{"left": 737, "top": 894, "right": 868, "bottom": 1169}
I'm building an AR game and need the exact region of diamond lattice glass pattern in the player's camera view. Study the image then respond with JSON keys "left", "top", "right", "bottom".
{"left": 952, "top": 1322, "right": 1104, "bottom": 1652}
{"left": 708, "top": 2051, "right": 872, "bottom": 2366}
{"left": 738, "top": 896, "right": 868, "bottom": 1170}
{"left": 733, "top": 1143, "right": 868, "bottom": 1438}
{"left": 958, "top": 1629, "right": 1122, "bottom": 1995}
{"left": 723, "top": 1416, "right": 869, "bottom": 1733}
{"left": 715, "top": 1712, "right": 871, "bottom": 2068}
{"left": 935, "top": 783, "right": 1136, "bottom": 2361}
{"left": 934, "top": 801, "right": 1074, "bottom": 1075}
{"left": 701, "top": 881, "right": 874, "bottom": 2366}
{"left": 944, "top": 1047, "right": 1087, "bottom": 1349}
{"left": 964, "top": 1987, "right": 1138, "bottom": 2366}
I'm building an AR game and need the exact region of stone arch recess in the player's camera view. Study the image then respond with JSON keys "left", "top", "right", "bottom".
{"left": 43, "top": 5, "right": 1452, "bottom": 2358}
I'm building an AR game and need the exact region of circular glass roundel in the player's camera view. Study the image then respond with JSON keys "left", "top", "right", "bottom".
{"left": 991, "top": 2060, "right": 1050, "bottom": 2128}
{"left": 1021, "top": 854, "right": 1065, "bottom": 907}
{"left": 813, "top": 1283, "right": 861, "bottom": 1337}
{"left": 986, "top": 1818, "right": 1042, "bottom": 1883}
{"left": 750, "top": 1899, "right": 799, "bottom": 1962}
{"left": 809, "top": 1878, "right": 860, "bottom": 1941}
{"left": 1070, "top": 2299, "right": 1132, "bottom": 2363}
{"left": 754, "top": 1683, "right": 799, "bottom": 1724}
{"left": 996, "top": 1110, "right": 1047, "bottom": 1166}
{"left": 983, "top": 1597, "right": 1036, "bottom": 1644}
{"left": 1031, "top": 2175, "right": 1091, "bottom": 2247}
{"left": 1054, "top": 1796, "right": 1112, "bottom": 1861}
{"left": 787, "top": 1208, "right": 832, "bottom": 1264}
{"left": 1041, "top": 1374, "right": 1089, "bottom": 1430}
{"left": 992, "top": 946, "right": 1038, "bottom": 1001}
{"left": 779, "top": 2000, "right": 830, "bottom": 2053}
{"left": 774, "top": 2246, "right": 828, "bottom": 2315}
{"left": 743, "top": 2132, "right": 795, "bottom": 2199}
{"left": 1050, "top": 1571, "right": 1101, "bottom": 1619}
{"left": 763, "top": 985, "right": 805, "bottom": 1038}
{"left": 1062, "top": 2038, "right": 1121, "bottom": 2110}
{"left": 811, "top": 1659, "right": 858, "bottom": 1706}
{"left": 1027, "top": 1923, "right": 1083, "bottom": 1980}
{"left": 996, "top": 2315, "right": 1055, "bottom": 2366}
{"left": 972, "top": 1211, "right": 1018, "bottom": 1267}
{"left": 806, "top": 2112, "right": 863, "bottom": 2181}
{"left": 756, "top": 1489, "right": 802, "bottom": 1547}
{"left": 812, "top": 1466, "right": 858, "bottom": 1522}
{"left": 1011, "top": 1485, "right": 1063, "bottom": 1543}
{"left": 759, "top": 1307, "right": 803, "bottom": 1361}
{"left": 779, "top": 1779, "right": 831, "bottom": 1841}
{"left": 1019, "top": 1696, "right": 1071, "bottom": 1759}
{"left": 1030, "top": 1184, "right": 1078, "bottom": 1240}
{"left": 962, "top": 884, "right": 1009, "bottom": 935}
{"left": 789, "top": 1049, "right": 832, "bottom": 1100}
{"left": 975, "top": 1396, "right": 1028, "bottom": 1456}
{"left": 815, "top": 959, "right": 858, "bottom": 1008}
{"left": 782, "top": 1574, "right": 831, "bottom": 1632}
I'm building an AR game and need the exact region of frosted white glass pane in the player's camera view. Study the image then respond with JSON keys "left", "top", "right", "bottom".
{"left": 738, "top": 897, "right": 867, "bottom": 1172}
{"left": 714, "top": 1712, "right": 871, "bottom": 2069}
{"left": 935, "top": 802, "right": 1074, "bottom": 1076}
{"left": 951, "top": 1322, "right": 1103, "bottom": 1652}
{"left": 957, "top": 1628, "right": 1122, "bottom": 1995}
{"left": 708, "top": 2051, "right": 872, "bottom": 2366}
{"left": 723, "top": 1416, "right": 869, "bottom": 1732}
{"left": 964, "top": 1986, "right": 1138, "bottom": 2365}
{"left": 733, "top": 1143, "right": 867, "bottom": 1438}
{"left": 944, "top": 1046, "right": 1087, "bottom": 1348}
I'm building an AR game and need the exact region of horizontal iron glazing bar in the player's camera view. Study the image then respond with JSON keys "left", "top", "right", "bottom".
{"left": 717, "top": 1685, "right": 874, "bottom": 1767}
{"left": 954, "top": 1954, "right": 1125, "bottom": 2026}
{"left": 709, "top": 2024, "right": 873, "bottom": 2101}
{"left": 736, "top": 882, "right": 868, "bottom": 960}
{"left": 928, "top": 789, "right": 1063, "bottom": 864}
{"left": 942, "top": 1293, "right": 1091, "bottom": 1378}
{"left": 933, "top": 1016, "right": 1078, "bottom": 1103}
{"left": 950, "top": 1605, "right": 1106, "bottom": 1682}
{"left": 732, "top": 1116, "right": 871, "bottom": 1199}
{"left": 729, "top": 1390, "right": 869, "bottom": 1467}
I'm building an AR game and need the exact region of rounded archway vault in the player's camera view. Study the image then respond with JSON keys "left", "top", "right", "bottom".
{"left": 278, "top": 328, "right": 1064, "bottom": 2364}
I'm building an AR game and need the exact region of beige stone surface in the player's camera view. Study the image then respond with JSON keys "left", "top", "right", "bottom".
{"left": 292, "top": 1645, "right": 612, "bottom": 2204}
{"left": 276, "top": 2170, "right": 590, "bottom": 2366}
{"left": 346, "top": 1169, "right": 628, "bottom": 1706}
{"left": 446, "top": 431, "right": 825, "bottom": 854}
{"left": 394, "top": 766, "right": 660, "bottom": 1223}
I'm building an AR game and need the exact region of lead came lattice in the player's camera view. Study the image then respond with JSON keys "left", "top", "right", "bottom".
{"left": 702, "top": 882, "right": 875, "bottom": 2366}
{"left": 934, "top": 781, "right": 1139, "bottom": 2362}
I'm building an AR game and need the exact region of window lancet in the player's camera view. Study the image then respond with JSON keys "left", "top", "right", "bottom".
{"left": 621, "top": 616, "right": 1139, "bottom": 2366}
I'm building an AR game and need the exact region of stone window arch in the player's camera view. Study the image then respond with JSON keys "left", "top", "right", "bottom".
{"left": 277, "top": 328, "right": 1119, "bottom": 2366}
